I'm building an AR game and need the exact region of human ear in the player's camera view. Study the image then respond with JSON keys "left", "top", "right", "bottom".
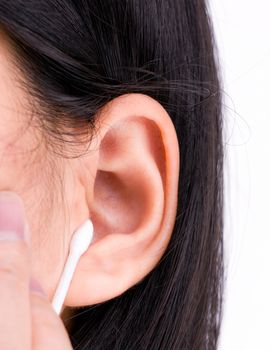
{"left": 63, "top": 93, "right": 180, "bottom": 307}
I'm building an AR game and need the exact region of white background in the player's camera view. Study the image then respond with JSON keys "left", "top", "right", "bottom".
{"left": 209, "top": 1, "right": 270, "bottom": 349}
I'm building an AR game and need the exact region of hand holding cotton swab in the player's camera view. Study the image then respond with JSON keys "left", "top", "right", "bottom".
{"left": 52, "top": 219, "right": 94, "bottom": 315}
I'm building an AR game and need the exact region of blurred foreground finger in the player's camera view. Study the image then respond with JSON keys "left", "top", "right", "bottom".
{"left": 0, "top": 192, "right": 31, "bottom": 350}
{"left": 30, "top": 279, "right": 73, "bottom": 350}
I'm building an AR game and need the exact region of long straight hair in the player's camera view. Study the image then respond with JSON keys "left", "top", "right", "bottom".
{"left": 0, "top": 1, "right": 224, "bottom": 349}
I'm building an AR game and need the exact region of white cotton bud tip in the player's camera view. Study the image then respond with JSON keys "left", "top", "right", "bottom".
{"left": 52, "top": 218, "right": 94, "bottom": 315}
{"left": 69, "top": 219, "right": 94, "bottom": 256}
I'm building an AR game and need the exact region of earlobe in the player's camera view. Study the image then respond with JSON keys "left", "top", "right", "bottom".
{"left": 64, "top": 93, "right": 180, "bottom": 307}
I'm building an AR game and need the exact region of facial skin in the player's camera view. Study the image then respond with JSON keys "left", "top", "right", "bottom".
{"left": 0, "top": 31, "right": 180, "bottom": 315}
{"left": 0, "top": 33, "right": 72, "bottom": 300}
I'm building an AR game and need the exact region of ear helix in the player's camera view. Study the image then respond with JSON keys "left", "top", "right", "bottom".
{"left": 51, "top": 219, "right": 94, "bottom": 315}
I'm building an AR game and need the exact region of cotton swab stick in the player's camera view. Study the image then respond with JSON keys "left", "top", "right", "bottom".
{"left": 51, "top": 219, "right": 94, "bottom": 315}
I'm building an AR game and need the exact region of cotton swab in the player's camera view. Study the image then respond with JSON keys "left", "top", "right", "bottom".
{"left": 51, "top": 219, "right": 94, "bottom": 315}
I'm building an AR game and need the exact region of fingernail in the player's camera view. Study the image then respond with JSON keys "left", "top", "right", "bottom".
{"left": 0, "top": 191, "right": 26, "bottom": 240}
{"left": 29, "top": 278, "right": 47, "bottom": 298}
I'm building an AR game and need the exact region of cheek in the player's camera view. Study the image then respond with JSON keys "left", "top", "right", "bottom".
{"left": 0, "top": 96, "right": 44, "bottom": 190}
{"left": 0, "top": 41, "right": 68, "bottom": 299}
{"left": 27, "top": 169, "right": 72, "bottom": 301}
{"left": 0, "top": 113, "right": 65, "bottom": 299}
{"left": 29, "top": 216, "right": 68, "bottom": 300}
{"left": 0, "top": 129, "right": 35, "bottom": 191}
{"left": 0, "top": 143, "right": 68, "bottom": 301}
{"left": 0, "top": 46, "right": 43, "bottom": 188}
{"left": 0, "top": 143, "right": 27, "bottom": 190}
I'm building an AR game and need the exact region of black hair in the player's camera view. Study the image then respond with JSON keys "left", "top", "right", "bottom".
{"left": 0, "top": 1, "right": 224, "bottom": 349}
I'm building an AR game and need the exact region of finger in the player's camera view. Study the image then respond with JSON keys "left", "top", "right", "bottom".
{"left": 30, "top": 282, "right": 73, "bottom": 350}
{"left": 0, "top": 192, "right": 31, "bottom": 350}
